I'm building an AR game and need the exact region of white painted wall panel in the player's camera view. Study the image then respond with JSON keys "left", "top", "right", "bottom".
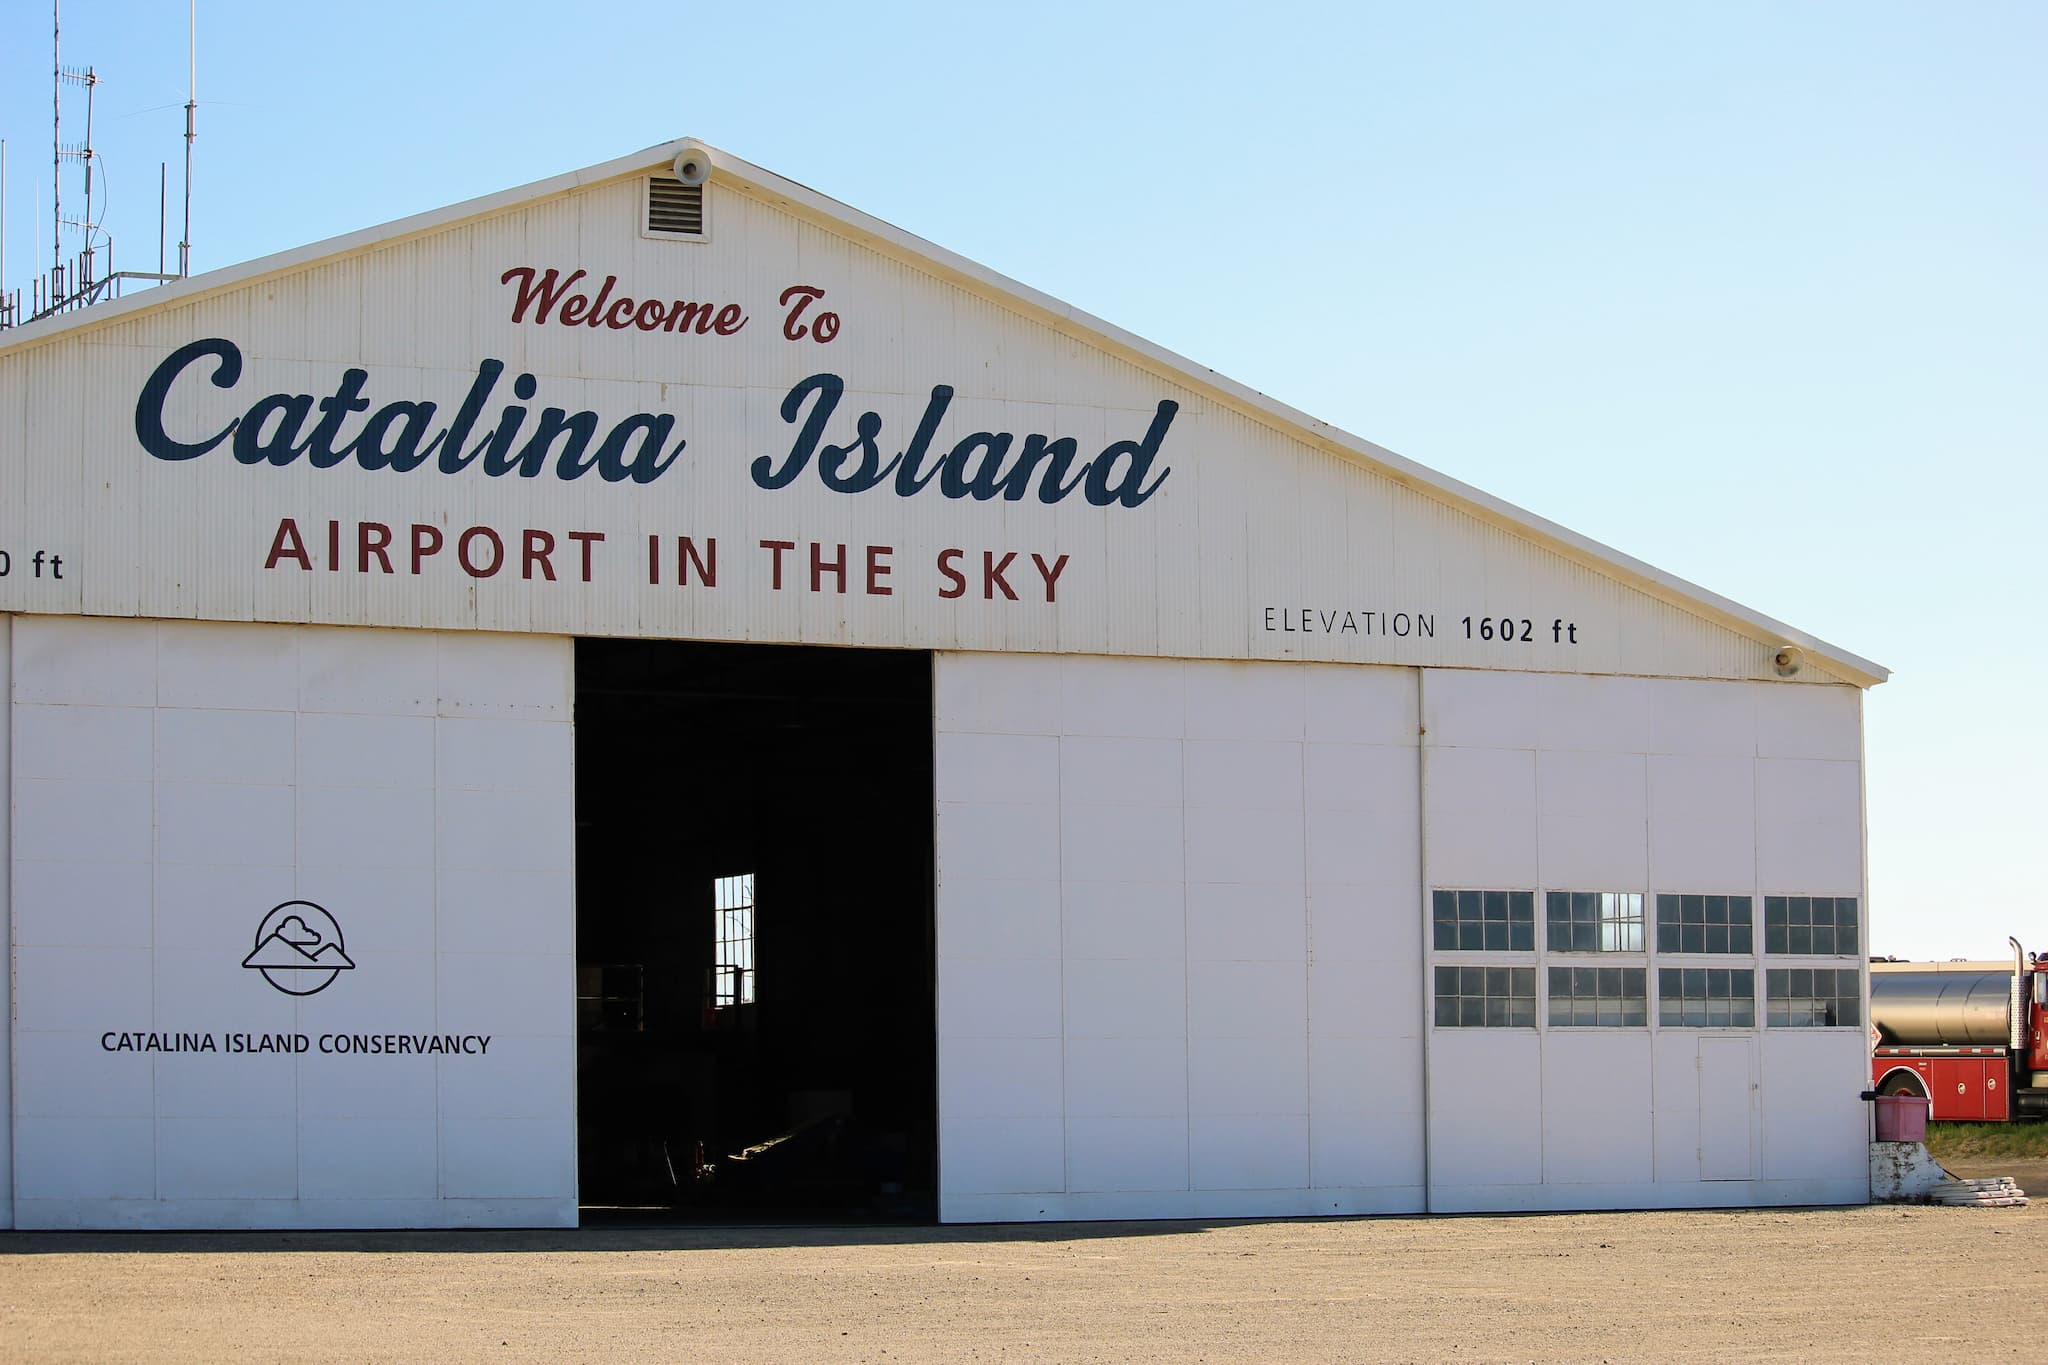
{"left": 935, "top": 652, "right": 1423, "bottom": 1223}
{"left": 1755, "top": 758, "right": 1865, "bottom": 893}
{"left": 1540, "top": 1033, "right": 1655, "bottom": 1186}
{"left": 1760, "top": 1032, "right": 1868, "bottom": 1190}
{"left": 7, "top": 616, "right": 577, "bottom": 1229}
{"left": 1428, "top": 1029, "right": 1544, "bottom": 1189}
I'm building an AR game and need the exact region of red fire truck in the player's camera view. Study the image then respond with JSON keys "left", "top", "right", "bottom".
{"left": 1871, "top": 939, "right": 2048, "bottom": 1121}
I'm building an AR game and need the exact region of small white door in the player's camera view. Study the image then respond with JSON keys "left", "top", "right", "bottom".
{"left": 1698, "top": 1039, "right": 1754, "bottom": 1180}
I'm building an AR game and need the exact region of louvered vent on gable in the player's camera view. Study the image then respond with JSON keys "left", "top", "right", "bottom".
{"left": 645, "top": 175, "right": 707, "bottom": 240}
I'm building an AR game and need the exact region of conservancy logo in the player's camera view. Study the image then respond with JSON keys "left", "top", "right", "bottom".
{"left": 241, "top": 900, "right": 355, "bottom": 996}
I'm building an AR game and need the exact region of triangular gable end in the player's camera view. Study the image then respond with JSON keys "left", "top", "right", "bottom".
{"left": 0, "top": 138, "right": 1885, "bottom": 689}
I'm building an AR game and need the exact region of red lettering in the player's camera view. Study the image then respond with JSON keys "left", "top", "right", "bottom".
{"left": 1032, "top": 552, "right": 1071, "bottom": 603}
{"left": 811, "top": 542, "right": 847, "bottom": 593}
{"left": 679, "top": 536, "right": 715, "bottom": 586}
{"left": 326, "top": 519, "right": 341, "bottom": 572}
{"left": 668, "top": 302, "right": 713, "bottom": 334}
{"left": 983, "top": 550, "right": 1018, "bottom": 601}
{"left": 410, "top": 524, "right": 443, "bottom": 573}
{"left": 523, "top": 529, "right": 557, "bottom": 581}
{"left": 937, "top": 548, "right": 966, "bottom": 600}
{"left": 503, "top": 266, "right": 752, "bottom": 340}
{"left": 566, "top": 531, "right": 603, "bottom": 582}
{"left": 648, "top": 534, "right": 661, "bottom": 584}
{"left": 458, "top": 526, "right": 504, "bottom": 578}
{"left": 265, "top": 518, "right": 311, "bottom": 570}
{"left": 780, "top": 284, "right": 825, "bottom": 340}
{"left": 584, "top": 275, "right": 618, "bottom": 328}
{"left": 812, "top": 311, "right": 840, "bottom": 343}
{"left": 866, "top": 544, "right": 893, "bottom": 596}
{"left": 500, "top": 266, "right": 584, "bottom": 324}
{"left": 761, "top": 539, "right": 796, "bottom": 590}
{"left": 358, "top": 522, "right": 394, "bottom": 574}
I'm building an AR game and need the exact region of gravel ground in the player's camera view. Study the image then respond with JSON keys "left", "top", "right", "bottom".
{"left": 4, "top": 1162, "right": 2043, "bottom": 1364}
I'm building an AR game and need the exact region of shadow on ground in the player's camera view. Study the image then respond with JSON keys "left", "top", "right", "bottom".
{"left": 0, "top": 1200, "right": 1879, "bottom": 1257}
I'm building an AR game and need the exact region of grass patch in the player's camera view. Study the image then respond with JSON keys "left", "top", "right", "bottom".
{"left": 1924, "top": 1121, "right": 2048, "bottom": 1161}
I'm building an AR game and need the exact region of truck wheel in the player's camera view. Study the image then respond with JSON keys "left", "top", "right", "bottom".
{"left": 1878, "top": 1074, "right": 1928, "bottom": 1100}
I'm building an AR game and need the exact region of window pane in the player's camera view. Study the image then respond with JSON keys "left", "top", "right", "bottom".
{"left": 1436, "top": 888, "right": 1540, "bottom": 954}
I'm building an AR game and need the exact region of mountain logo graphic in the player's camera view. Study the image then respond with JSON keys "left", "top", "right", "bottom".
{"left": 242, "top": 901, "right": 355, "bottom": 996}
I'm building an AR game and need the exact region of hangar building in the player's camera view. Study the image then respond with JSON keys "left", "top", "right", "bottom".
{"left": 0, "top": 139, "right": 1885, "bottom": 1229}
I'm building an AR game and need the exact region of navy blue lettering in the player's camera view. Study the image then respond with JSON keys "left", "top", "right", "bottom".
{"left": 435, "top": 360, "right": 503, "bottom": 474}
{"left": 893, "top": 386, "right": 954, "bottom": 495}
{"left": 1001, "top": 434, "right": 1077, "bottom": 502}
{"left": 519, "top": 408, "right": 600, "bottom": 480}
{"left": 594, "top": 413, "right": 685, "bottom": 485}
{"left": 135, "top": 337, "right": 241, "bottom": 461}
{"left": 756, "top": 372, "right": 840, "bottom": 490}
{"left": 353, "top": 401, "right": 439, "bottom": 472}
{"left": 232, "top": 392, "right": 313, "bottom": 467}
{"left": 1084, "top": 400, "right": 1177, "bottom": 508}
{"left": 940, "top": 432, "right": 1014, "bottom": 501}
{"left": 305, "top": 370, "right": 372, "bottom": 468}
{"left": 818, "top": 411, "right": 899, "bottom": 493}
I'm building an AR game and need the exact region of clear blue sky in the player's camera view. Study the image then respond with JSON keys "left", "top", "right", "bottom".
{"left": 3, "top": 2, "right": 2041, "bottom": 961}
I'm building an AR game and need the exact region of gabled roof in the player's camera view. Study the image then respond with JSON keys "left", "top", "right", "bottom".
{"left": 0, "top": 136, "right": 1887, "bottom": 688}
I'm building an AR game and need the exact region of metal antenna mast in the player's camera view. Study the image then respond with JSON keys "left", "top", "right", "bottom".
{"left": 52, "top": 0, "right": 60, "bottom": 277}
{"left": 180, "top": 0, "right": 195, "bottom": 277}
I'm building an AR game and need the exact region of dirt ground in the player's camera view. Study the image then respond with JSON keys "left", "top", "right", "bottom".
{"left": 5, "top": 1160, "right": 2044, "bottom": 1364}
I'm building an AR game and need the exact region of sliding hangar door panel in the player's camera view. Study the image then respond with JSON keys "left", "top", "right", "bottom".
{"left": 6, "top": 616, "right": 577, "bottom": 1230}
{"left": 932, "top": 651, "right": 1426, "bottom": 1223}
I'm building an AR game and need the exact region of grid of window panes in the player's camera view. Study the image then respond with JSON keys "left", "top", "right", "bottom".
{"left": 1547, "top": 966, "right": 1648, "bottom": 1026}
{"left": 1545, "top": 891, "right": 1645, "bottom": 953}
{"left": 1655, "top": 894, "right": 1754, "bottom": 955}
{"left": 1765, "top": 968, "right": 1861, "bottom": 1027}
{"left": 1658, "top": 968, "right": 1757, "bottom": 1027}
{"left": 712, "top": 872, "right": 756, "bottom": 1007}
{"left": 1433, "top": 965, "right": 1537, "bottom": 1027}
{"left": 1432, "top": 889, "right": 1535, "bottom": 952}
{"left": 1763, "top": 896, "right": 1859, "bottom": 956}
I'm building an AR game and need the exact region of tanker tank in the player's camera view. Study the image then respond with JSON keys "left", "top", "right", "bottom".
{"left": 1870, "top": 971, "right": 2012, "bottom": 1046}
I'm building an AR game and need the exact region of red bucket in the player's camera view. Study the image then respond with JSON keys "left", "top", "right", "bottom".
{"left": 1873, "top": 1094, "right": 1930, "bottom": 1143}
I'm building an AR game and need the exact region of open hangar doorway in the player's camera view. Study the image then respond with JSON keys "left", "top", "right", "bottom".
{"left": 574, "top": 638, "right": 936, "bottom": 1219}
